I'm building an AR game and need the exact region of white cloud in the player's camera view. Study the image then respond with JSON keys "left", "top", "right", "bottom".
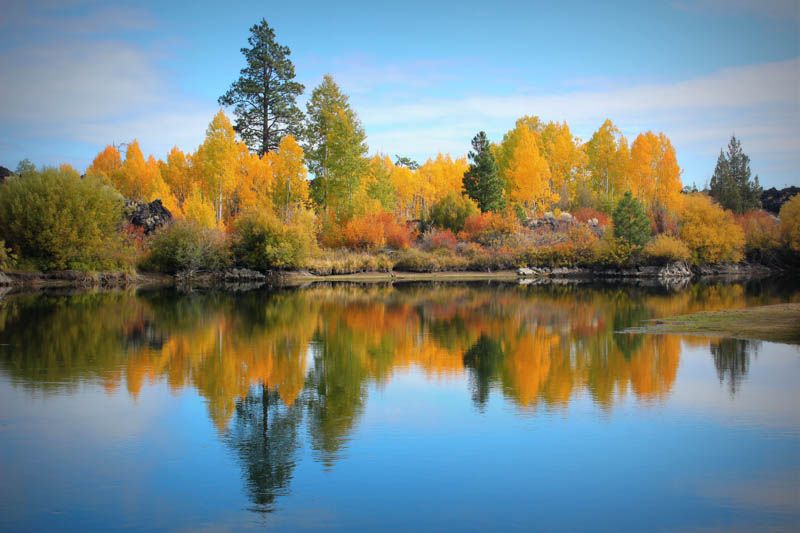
{"left": 351, "top": 58, "right": 800, "bottom": 187}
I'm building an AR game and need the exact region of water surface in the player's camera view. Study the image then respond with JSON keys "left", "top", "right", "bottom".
{"left": 0, "top": 281, "right": 798, "bottom": 531}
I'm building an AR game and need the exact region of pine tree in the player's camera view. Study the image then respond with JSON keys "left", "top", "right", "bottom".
{"left": 463, "top": 131, "right": 505, "bottom": 212}
{"left": 709, "top": 135, "right": 761, "bottom": 214}
{"left": 218, "top": 19, "right": 304, "bottom": 156}
{"left": 612, "top": 191, "right": 651, "bottom": 248}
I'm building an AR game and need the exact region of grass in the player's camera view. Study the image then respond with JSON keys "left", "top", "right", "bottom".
{"left": 626, "top": 303, "right": 800, "bottom": 345}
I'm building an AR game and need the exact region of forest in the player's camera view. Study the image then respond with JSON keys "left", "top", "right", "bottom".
{"left": 0, "top": 20, "right": 798, "bottom": 276}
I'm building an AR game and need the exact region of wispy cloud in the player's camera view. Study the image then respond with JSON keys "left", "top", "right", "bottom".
{"left": 352, "top": 58, "right": 799, "bottom": 186}
{"left": 672, "top": 0, "right": 800, "bottom": 19}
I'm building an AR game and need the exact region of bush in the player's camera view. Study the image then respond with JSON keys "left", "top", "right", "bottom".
{"left": 592, "top": 234, "right": 633, "bottom": 267}
{"left": 679, "top": 193, "right": 745, "bottom": 264}
{"left": 304, "top": 249, "right": 392, "bottom": 275}
{"left": 643, "top": 235, "right": 691, "bottom": 264}
{"left": 232, "top": 210, "right": 315, "bottom": 271}
{"left": 340, "top": 212, "right": 416, "bottom": 251}
{"left": 460, "top": 211, "right": 519, "bottom": 248}
{"left": 428, "top": 192, "right": 479, "bottom": 233}
{"left": 779, "top": 194, "right": 800, "bottom": 253}
{"left": 0, "top": 240, "right": 15, "bottom": 271}
{"left": 421, "top": 228, "right": 458, "bottom": 251}
{"left": 144, "top": 219, "right": 231, "bottom": 273}
{"left": 392, "top": 249, "right": 443, "bottom": 272}
{"left": 0, "top": 168, "right": 127, "bottom": 270}
{"left": 573, "top": 207, "right": 609, "bottom": 227}
{"left": 735, "top": 210, "right": 780, "bottom": 258}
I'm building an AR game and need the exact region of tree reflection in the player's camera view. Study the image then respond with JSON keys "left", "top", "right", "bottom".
{"left": 710, "top": 338, "right": 759, "bottom": 395}
{"left": 0, "top": 280, "right": 794, "bottom": 510}
{"left": 224, "top": 384, "right": 303, "bottom": 513}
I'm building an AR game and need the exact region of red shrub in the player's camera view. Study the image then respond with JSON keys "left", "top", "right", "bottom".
{"left": 423, "top": 228, "right": 458, "bottom": 251}
{"left": 573, "top": 207, "right": 609, "bottom": 227}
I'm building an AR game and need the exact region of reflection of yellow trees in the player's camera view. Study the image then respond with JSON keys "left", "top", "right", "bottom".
{"left": 1, "top": 282, "right": 795, "bottom": 434}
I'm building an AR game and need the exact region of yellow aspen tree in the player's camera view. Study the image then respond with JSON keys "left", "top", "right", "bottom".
{"left": 272, "top": 134, "right": 309, "bottom": 217}
{"left": 237, "top": 148, "right": 273, "bottom": 214}
{"left": 390, "top": 165, "right": 417, "bottom": 218}
{"left": 540, "top": 121, "right": 588, "bottom": 209}
{"left": 163, "top": 147, "right": 191, "bottom": 207}
{"left": 496, "top": 116, "right": 545, "bottom": 195}
{"left": 585, "top": 119, "right": 630, "bottom": 204}
{"left": 508, "top": 126, "right": 557, "bottom": 216}
{"left": 118, "top": 140, "right": 149, "bottom": 201}
{"left": 199, "top": 111, "right": 239, "bottom": 225}
{"left": 86, "top": 145, "right": 122, "bottom": 185}
{"left": 182, "top": 185, "right": 217, "bottom": 229}
{"left": 630, "top": 131, "right": 683, "bottom": 212}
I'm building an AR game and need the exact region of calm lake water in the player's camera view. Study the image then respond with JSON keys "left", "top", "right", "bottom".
{"left": 0, "top": 280, "right": 798, "bottom": 532}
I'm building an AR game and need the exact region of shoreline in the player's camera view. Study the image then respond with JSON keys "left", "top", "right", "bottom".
{"left": 0, "top": 261, "right": 788, "bottom": 290}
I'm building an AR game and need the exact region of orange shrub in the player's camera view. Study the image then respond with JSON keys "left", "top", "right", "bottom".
{"left": 384, "top": 216, "right": 416, "bottom": 250}
{"left": 342, "top": 214, "right": 386, "bottom": 250}
{"left": 340, "top": 213, "right": 416, "bottom": 251}
{"left": 422, "top": 228, "right": 458, "bottom": 251}
{"left": 734, "top": 210, "right": 780, "bottom": 253}
{"left": 460, "top": 211, "right": 519, "bottom": 248}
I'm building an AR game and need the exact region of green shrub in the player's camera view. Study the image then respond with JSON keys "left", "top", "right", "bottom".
{"left": 643, "top": 235, "right": 690, "bottom": 264}
{"left": 428, "top": 192, "right": 479, "bottom": 233}
{"left": 143, "top": 219, "right": 231, "bottom": 273}
{"left": 591, "top": 234, "right": 633, "bottom": 267}
{"left": 0, "top": 240, "right": 15, "bottom": 271}
{"left": 0, "top": 168, "right": 126, "bottom": 270}
{"left": 232, "top": 210, "right": 315, "bottom": 271}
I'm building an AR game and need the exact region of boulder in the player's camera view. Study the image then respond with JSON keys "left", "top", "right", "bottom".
{"left": 0, "top": 166, "right": 11, "bottom": 184}
{"left": 125, "top": 199, "right": 172, "bottom": 235}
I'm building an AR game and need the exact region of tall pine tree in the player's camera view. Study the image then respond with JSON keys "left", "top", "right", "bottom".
{"left": 462, "top": 131, "right": 505, "bottom": 212}
{"left": 218, "top": 19, "right": 304, "bottom": 156}
{"left": 709, "top": 135, "right": 761, "bottom": 214}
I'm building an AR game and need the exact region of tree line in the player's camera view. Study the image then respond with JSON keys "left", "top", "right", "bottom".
{"left": 1, "top": 18, "right": 797, "bottom": 273}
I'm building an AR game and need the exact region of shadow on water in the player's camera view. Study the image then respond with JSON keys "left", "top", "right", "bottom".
{"left": 0, "top": 278, "right": 797, "bottom": 511}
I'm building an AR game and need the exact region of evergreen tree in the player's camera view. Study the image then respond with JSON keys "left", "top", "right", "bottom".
{"left": 612, "top": 191, "right": 651, "bottom": 248}
{"left": 709, "top": 135, "right": 761, "bottom": 214}
{"left": 462, "top": 131, "right": 505, "bottom": 212}
{"left": 218, "top": 19, "right": 304, "bottom": 156}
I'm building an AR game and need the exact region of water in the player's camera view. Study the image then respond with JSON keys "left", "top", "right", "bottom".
{"left": 0, "top": 281, "right": 798, "bottom": 532}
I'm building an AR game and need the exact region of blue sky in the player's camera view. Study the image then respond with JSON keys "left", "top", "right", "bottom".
{"left": 0, "top": 0, "right": 798, "bottom": 188}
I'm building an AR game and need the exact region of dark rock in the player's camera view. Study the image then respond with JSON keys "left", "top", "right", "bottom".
{"left": 125, "top": 199, "right": 172, "bottom": 235}
{"left": 0, "top": 166, "right": 11, "bottom": 184}
{"left": 761, "top": 186, "right": 800, "bottom": 215}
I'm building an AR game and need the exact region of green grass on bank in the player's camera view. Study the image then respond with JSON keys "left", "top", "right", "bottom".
{"left": 625, "top": 303, "right": 800, "bottom": 345}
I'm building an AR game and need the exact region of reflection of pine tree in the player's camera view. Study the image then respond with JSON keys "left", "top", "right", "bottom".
{"left": 710, "top": 338, "right": 759, "bottom": 396}
{"left": 224, "top": 384, "right": 303, "bottom": 512}
{"left": 463, "top": 334, "right": 505, "bottom": 408}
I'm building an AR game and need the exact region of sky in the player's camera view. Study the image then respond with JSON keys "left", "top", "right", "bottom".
{"left": 0, "top": 0, "right": 798, "bottom": 188}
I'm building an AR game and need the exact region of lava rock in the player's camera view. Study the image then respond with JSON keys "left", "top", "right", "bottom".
{"left": 0, "top": 166, "right": 11, "bottom": 184}
{"left": 125, "top": 199, "right": 172, "bottom": 235}
{"left": 761, "top": 186, "right": 800, "bottom": 215}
